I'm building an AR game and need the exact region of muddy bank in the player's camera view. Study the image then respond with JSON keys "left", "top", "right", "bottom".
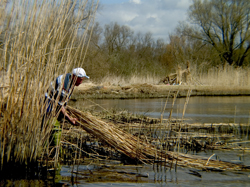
{"left": 72, "top": 84, "right": 250, "bottom": 99}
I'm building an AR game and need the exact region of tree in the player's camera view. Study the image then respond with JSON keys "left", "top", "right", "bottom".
{"left": 134, "top": 32, "right": 154, "bottom": 60}
{"left": 183, "top": 0, "right": 250, "bottom": 67}
{"left": 103, "top": 22, "right": 134, "bottom": 55}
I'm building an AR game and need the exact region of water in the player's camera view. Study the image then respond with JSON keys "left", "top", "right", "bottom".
{"left": 55, "top": 96, "right": 250, "bottom": 186}
{"left": 57, "top": 152, "right": 250, "bottom": 187}
{"left": 71, "top": 96, "right": 250, "bottom": 124}
{"left": 3, "top": 151, "right": 250, "bottom": 187}
{"left": 3, "top": 96, "right": 250, "bottom": 186}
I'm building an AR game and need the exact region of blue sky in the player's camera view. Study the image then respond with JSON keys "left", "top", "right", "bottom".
{"left": 96, "top": 0, "right": 192, "bottom": 40}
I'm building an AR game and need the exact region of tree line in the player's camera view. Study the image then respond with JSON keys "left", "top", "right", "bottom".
{"left": 84, "top": 0, "right": 250, "bottom": 81}
{"left": 1, "top": 0, "right": 249, "bottom": 82}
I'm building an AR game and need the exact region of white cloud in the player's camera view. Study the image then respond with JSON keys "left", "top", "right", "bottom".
{"left": 121, "top": 12, "right": 139, "bottom": 22}
{"left": 130, "top": 0, "right": 141, "bottom": 4}
{"left": 97, "top": 0, "right": 192, "bottom": 40}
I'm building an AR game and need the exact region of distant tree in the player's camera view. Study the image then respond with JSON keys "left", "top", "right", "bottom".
{"left": 86, "top": 22, "right": 173, "bottom": 78}
{"left": 134, "top": 32, "right": 154, "bottom": 60}
{"left": 89, "top": 22, "right": 103, "bottom": 50}
{"left": 103, "top": 22, "right": 134, "bottom": 55}
{"left": 182, "top": 0, "right": 250, "bottom": 67}
{"left": 84, "top": 22, "right": 108, "bottom": 79}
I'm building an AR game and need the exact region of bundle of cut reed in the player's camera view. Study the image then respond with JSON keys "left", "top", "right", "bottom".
{"left": 66, "top": 106, "right": 250, "bottom": 171}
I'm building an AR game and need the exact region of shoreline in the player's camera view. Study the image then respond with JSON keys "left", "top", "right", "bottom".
{"left": 71, "top": 84, "right": 250, "bottom": 99}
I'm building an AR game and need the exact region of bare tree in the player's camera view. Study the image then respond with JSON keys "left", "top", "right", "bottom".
{"left": 103, "top": 22, "right": 134, "bottom": 55}
{"left": 135, "top": 32, "right": 154, "bottom": 59}
{"left": 183, "top": 0, "right": 250, "bottom": 67}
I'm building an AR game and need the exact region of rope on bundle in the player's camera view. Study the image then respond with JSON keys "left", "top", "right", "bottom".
{"left": 66, "top": 105, "right": 250, "bottom": 171}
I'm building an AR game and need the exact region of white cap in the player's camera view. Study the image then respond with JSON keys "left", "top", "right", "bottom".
{"left": 72, "top": 68, "right": 89, "bottom": 79}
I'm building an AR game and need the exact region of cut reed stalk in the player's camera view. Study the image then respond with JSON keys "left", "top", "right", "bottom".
{"left": 66, "top": 105, "right": 250, "bottom": 171}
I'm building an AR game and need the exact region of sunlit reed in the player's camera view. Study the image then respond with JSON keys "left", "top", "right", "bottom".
{"left": 0, "top": 0, "right": 98, "bottom": 166}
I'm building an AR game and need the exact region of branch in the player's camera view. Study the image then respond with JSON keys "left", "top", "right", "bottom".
{"left": 238, "top": 44, "right": 250, "bottom": 66}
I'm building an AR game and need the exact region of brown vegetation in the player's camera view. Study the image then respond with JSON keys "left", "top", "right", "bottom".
{"left": 72, "top": 84, "right": 250, "bottom": 100}
{"left": 1, "top": 0, "right": 250, "bottom": 180}
{"left": 0, "top": 0, "right": 98, "bottom": 168}
{"left": 65, "top": 106, "right": 250, "bottom": 171}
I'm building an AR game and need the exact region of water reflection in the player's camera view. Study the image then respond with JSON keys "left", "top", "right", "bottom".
{"left": 58, "top": 150, "right": 250, "bottom": 187}
{"left": 70, "top": 96, "right": 250, "bottom": 124}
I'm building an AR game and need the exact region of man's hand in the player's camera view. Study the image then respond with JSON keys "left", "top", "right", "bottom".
{"left": 61, "top": 106, "right": 78, "bottom": 124}
{"left": 69, "top": 117, "right": 78, "bottom": 124}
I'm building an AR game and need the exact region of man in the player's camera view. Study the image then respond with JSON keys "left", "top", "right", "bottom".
{"left": 45, "top": 68, "right": 89, "bottom": 125}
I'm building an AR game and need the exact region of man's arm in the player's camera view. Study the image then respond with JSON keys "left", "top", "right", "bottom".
{"left": 60, "top": 105, "right": 78, "bottom": 124}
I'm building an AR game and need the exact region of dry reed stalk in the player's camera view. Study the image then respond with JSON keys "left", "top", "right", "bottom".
{"left": 0, "top": 0, "right": 99, "bottom": 166}
{"left": 168, "top": 90, "right": 179, "bottom": 120}
{"left": 200, "top": 64, "right": 250, "bottom": 86}
{"left": 174, "top": 89, "right": 192, "bottom": 170}
{"left": 66, "top": 105, "right": 250, "bottom": 171}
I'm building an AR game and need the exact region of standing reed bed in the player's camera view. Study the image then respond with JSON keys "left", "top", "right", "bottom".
{"left": 97, "top": 63, "right": 250, "bottom": 88}
{"left": 199, "top": 64, "right": 250, "bottom": 86}
{"left": 0, "top": 0, "right": 98, "bottom": 173}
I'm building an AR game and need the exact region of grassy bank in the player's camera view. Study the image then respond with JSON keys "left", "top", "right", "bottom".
{"left": 72, "top": 84, "right": 250, "bottom": 100}
{"left": 72, "top": 65, "right": 250, "bottom": 99}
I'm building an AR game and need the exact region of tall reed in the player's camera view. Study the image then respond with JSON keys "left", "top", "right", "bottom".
{"left": 0, "top": 0, "right": 98, "bottom": 166}
{"left": 195, "top": 64, "right": 250, "bottom": 86}
{"left": 98, "top": 64, "right": 250, "bottom": 87}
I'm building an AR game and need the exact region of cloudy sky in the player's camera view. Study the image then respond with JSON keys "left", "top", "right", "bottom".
{"left": 95, "top": 0, "right": 192, "bottom": 40}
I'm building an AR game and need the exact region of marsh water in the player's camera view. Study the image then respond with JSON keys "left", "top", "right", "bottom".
{"left": 37, "top": 95, "right": 249, "bottom": 187}
{"left": 3, "top": 96, "right": 250, "bottom": 186}
{"left": 73, "top": 96, "right": 250, "bottom": 124}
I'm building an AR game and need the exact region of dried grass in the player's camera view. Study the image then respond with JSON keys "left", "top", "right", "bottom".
{"left": 98, "top": 64, "right": 250, "bottom": 87}
{"left": 0, "top": 0, "right": 98, "bottom": 165}
{"left": 196, "top": 64, "right": 250, "bottom": 86}
{"left": 99, "top": 74, "right": 161, "bottom": 87}
{"left": 66, "top": 106, "right": 250, "bottom": 171}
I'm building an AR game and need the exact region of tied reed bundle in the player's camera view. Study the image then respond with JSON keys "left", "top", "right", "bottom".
{"left": 66, "top": 105, "right": 250, "bottom": 171}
